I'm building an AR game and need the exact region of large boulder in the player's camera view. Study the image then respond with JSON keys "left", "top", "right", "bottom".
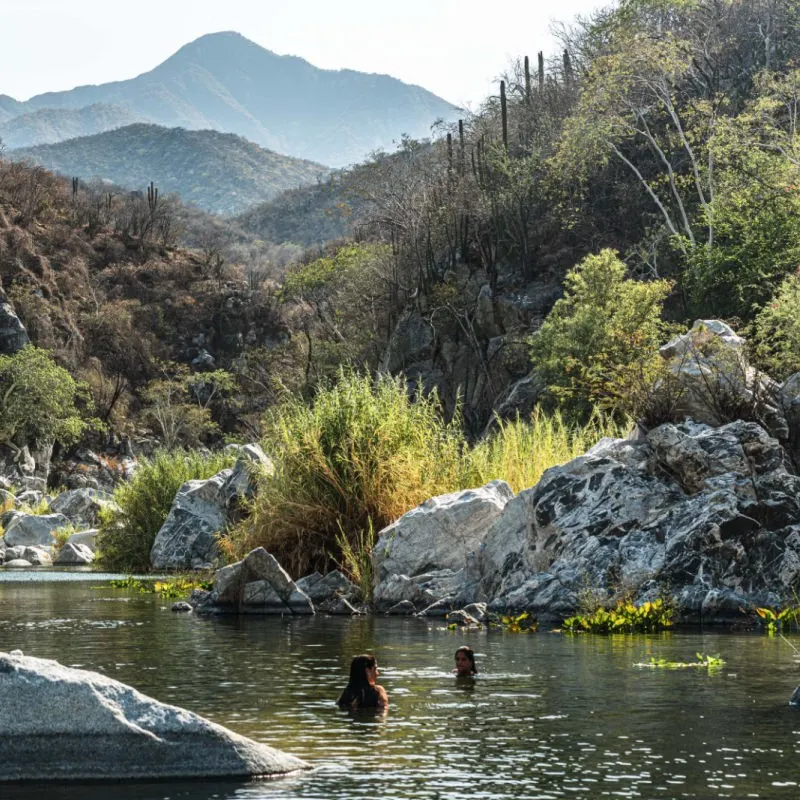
{"left": 54, "top": 541, "right": 95, "bottom": 565}
{"left": 474, "top": 420, "right": 800, "bottom": 622}
{"left": 2, "top": 512, "right": 70, "bottom": 547}
{"left": 659, "top": 320, "right": 787, "bottom": 438}
{"left": 0, "top": 650, "right": 308, "bottom": 781}
{"left": 49, "top": 488, "right": 116, "bottom": 527}
{"left": 372, "top": 480, "right": 514, "bottom": 612}
{"left": 192, "top": 547, "right": 314, "bottom": 615}
{"left": 150, "top": 446, "right": 273, "bottom": 570}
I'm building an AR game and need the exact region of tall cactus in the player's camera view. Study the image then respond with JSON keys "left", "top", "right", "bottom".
{"left": 147, "top": 181, "right": 158, "bottom": 213}
{"left": 563, "top": 50, "right": 574, "bottom": 87}
{"left": 71, "top": 176, "right": 79, "bottom": 201}
{"left": 500, "top": 80, "right": 508, "bottom": 151}
{"left": 524, "top": 55, "right": 532, "bottom": 104}
{"left": 538, "top": 51, "right": 545, "bottom": 92}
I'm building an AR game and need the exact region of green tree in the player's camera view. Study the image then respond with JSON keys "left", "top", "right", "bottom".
{"left": 530, "top": 249, "right": 674, "bottom": 418}
{"left": 140, "top": 362, "right": 237, "bottom": 449}
{"left": 0, "top": 345, "right": 91, "bottom": 447}
{"left": 751, "top": 270, "right": 800, "bottom": 380}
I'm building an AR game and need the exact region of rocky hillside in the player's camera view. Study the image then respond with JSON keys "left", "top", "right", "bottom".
{"left": 3, "top": 32, "right": 460, "bottom": 167}
{"left": 11, "top": 124, "right": 328, "bottom": 215}
{"left": 0, "top": 103, "right": 144, "bottom": 149}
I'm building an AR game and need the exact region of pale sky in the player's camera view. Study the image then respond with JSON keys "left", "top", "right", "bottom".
{"left": 0, "top": 0, "right": 606, "bottom": 108}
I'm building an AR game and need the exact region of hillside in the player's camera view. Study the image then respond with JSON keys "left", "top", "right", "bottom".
{"left": 11, "top": 124, "right": 328, "bottom": 215}
{"left": 2, "top": 32, "right": 460, "bottom": 167}
{"left": 0, "top": 103, "right": 144, "bottom": 149}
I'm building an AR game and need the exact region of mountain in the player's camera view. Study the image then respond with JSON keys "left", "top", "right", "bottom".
{"left": 3, "top": 32, "right": 460, "bottom": 166}
{"left": 0, "top": 103, "right": 145, "bottom": 149}
{"left": 0, "top": 95, "right": 25, "bottom": 124}
{"left": 11, "top": 124, "right": 328, "bottom": 216}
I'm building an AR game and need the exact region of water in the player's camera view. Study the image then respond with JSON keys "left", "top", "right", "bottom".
{"left": 3, "top": 576, "right": 800, "bottom": 799}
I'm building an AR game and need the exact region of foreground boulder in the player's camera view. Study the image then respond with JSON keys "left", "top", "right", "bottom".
{"left": 0, "top": 650, "right": 308, "bottom": 782}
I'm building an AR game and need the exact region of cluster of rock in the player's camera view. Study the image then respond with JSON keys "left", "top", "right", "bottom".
{"left": 188, "top": 546, "right": 360, "bottom": 616}
{"left": 0, "top": 649, "right": 307, "bottom": 782}
{"left": 366, "top": 321, "right": 800, "bottom": 623}
{"left": 0, "top": 487, "right": 115, "bottom": 568}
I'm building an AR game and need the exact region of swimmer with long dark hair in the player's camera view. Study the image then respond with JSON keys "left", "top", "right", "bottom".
{"left": 453, "top": 645, "right": 477, "bottom": 677}
{"left": 337, "top": 653, "right": 389, "bottom": 710}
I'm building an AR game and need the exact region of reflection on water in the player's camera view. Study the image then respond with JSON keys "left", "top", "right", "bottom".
{"left": 2, "top": 578, "right": 800, "bottom": 799}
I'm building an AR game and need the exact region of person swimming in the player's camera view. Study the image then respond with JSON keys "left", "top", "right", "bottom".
{"left": 337, "top": 653, "right": 389, "bottom": 710}
{"left": 453, "top": 645, "right": 477, "bottom": 677}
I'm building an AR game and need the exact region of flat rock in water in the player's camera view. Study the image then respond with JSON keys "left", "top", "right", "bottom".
{"left": 0, "top": 650, "right": 309, "bottom": 782}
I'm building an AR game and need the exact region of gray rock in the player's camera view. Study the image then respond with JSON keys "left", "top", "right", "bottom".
{"left": 65, "top": 528, "right": 99, "bottom": 552}
{"left": 373, "top": 480, "right": 513, "bottom": 610}
{"left": 54, "top": 541, "right": 95, "bottom": 566}
{"left": 476, "top": 420, "right": 800, "bottom": 622}
{"left": 197, "top": 547, "right": 313, "bottom": 615}
{"left": 385, "top": 600, "right": 417, "bottom": 616}
{"left": 0, "top": 650, "right": 308, "bottom": 781}
{"left": 317, "top": 596, "right": 363, "bottom": 615}
{"left": 658, "top": 319, "right": 787, "bottom": 437}
{"left": 297, "top": 569, "right": 359, "bottom": 604}
{"left": 149, "top": 470, "right": 232, "bottom": 570}
{"left": 171, "top": 602, "right": 193, "bottom": 612}
{"left": 49, "top": 488, "right": 116, "bottom": 527}
{"left": 15, "top": 489, "right": 43, "bottom": 508}
{"left": 3, "top": 559, "right": 32, "bottom": 568}
{"left": 0, "top": 294, "right": 30, "bottom": 354}
{"left": 3, "top": 513, "right": 70, "bottom": 547}
{"left": 22, "top": 546, "right": 52, "bottom": 566}
{"left": 382, "top": 311, "right": 435, "bottom": 373}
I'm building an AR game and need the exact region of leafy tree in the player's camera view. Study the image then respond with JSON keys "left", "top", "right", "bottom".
{"left": 751, "top": 270, "right": 800, "bottom": 380}
{"left": 140, "top": 362, "right": 237, "bottom": 449}
{"left": 530, "top": 249, "right": 674, "bottom": 418}
{"left": 0, "top": 346, "right": 92, "bottom": 447}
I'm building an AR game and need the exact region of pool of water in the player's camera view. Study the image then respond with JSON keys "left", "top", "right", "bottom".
{"left": 2, "top": 577, "right": 800, "bottom": 799}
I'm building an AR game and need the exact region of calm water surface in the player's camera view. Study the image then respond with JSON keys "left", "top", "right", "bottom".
{"left": 2, "top": 575, "right": 800, "bottom": 800}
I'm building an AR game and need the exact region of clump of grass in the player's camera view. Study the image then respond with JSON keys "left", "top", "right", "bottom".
{"left": 755, "top": 605, "right": 800, "bottom": 635}
{"left": 231, "top": 369, "right": 469, "bottom": 576}
{"left": 467, "top": 408, "right": 628, "bottom": 493}
{"left": 562, "top": 599, "right": 673, "bottom": 634}
{"left": 97, "top": 448, "right": 236, "bottom": 573}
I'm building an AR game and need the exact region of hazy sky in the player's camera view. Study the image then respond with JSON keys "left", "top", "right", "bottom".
{"left": 1, "top": 0, "right": 605, "bottom": 108}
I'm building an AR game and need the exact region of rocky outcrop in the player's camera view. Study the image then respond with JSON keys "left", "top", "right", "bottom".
{"left": 191, "top": 547, "right": 314, "bottom": 615}
{"left": 372, "top": 480, "right": 513, "bottom": 612}
{"left": 477, "top": 419, "right": 800, "bottom": 621}
{"left": 0, "top": 649, "right": 308, "bottom": 781}
{"left": 369, "top": 418, "right": 800, "bottom": 623}
{"left": 150, "top": 445, "right": 273, "bottom": 570}
{"left": 0, "top": 291, "right": 29, "bottom": 354}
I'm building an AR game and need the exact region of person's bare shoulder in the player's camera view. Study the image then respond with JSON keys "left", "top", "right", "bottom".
{"left": 376, "top": 685, "right": 389, "bottom": 707}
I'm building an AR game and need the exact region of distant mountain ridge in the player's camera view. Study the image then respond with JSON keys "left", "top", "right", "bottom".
{"left": 0, "top": 103, "right": 144, "bottom": 149}
{"left": 2, "top": 32, "right": 460, "bottom": 166}
{"left": 11, "top": 124, "right": 327, "bottom": 216}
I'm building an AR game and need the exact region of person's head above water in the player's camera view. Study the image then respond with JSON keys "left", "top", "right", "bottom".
{"left": 454, "top": 645, "right": 477, "bottom": 676}
{"left": 347, "top": 653, "right": 379, "bottom": 689}
{"left": 337, "top": 653, "right": 388, "bottom": 710}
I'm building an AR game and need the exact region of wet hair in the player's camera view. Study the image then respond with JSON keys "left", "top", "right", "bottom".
{"left": 455, "top": 645, "right": 477, "bottom": 675}
{"left": 337, "top": 654, "right": 378, "bottom": 709}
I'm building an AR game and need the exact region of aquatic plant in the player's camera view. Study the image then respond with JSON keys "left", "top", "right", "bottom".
{"left": 109, "top": 575, "right": 211, "bottom": 598}
{"left": 496, "top": 611, "right": 538, "bottom": 633}
{"left": 562, "top": 599, "right": 673, "bottom": 634}
{"left": 755, "top": 605, "right": 800, "bottom": 635}
{"left": 634, "top": 653, "right": 725, "bottom": 671}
